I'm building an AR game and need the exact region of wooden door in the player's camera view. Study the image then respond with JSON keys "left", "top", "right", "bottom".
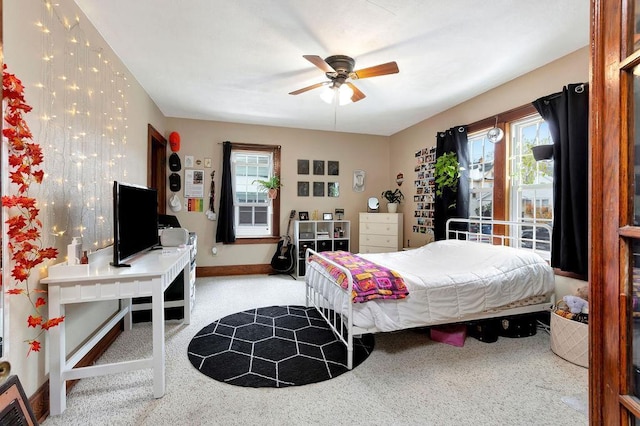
{"left": 591, "top": 0, "right": 640, "bottom": 423}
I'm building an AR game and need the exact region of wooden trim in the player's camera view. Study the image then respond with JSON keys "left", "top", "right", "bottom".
{"left": 231, "top": 236, "right": 280, "bottom": 245}
{"left": 29, "top": 322, "right": 122, "bottom": 422}
{"left": 466, "top": 104, "right": 539, "bottom": 134}
{"left": 620, "top": 395, "right": 640, "bottom": 419}
{"left": 590, "top": 0, "right": 624, "bottom": 423}
{"left": 148, "top": 124, "right": 167, "bottom": 214}
{"left": 553, "top": 268, "right": 588, "bottom": 281}
{"left": 196, "top": 264, "right": 275, "bottom": 277}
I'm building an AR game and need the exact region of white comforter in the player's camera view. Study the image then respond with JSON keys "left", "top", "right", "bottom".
{"left": 305, "top": 240, "right": 555, "bottom": 333}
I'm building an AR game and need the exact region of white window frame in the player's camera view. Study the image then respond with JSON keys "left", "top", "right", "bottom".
{"left": 467, "top": 130, "right": 496, "bottom": 230}
{"left": 232, "top": 149, "right": 274, "bottom": 237}
{"left": 508, "top": 114, "right": 554, "bottom": 253}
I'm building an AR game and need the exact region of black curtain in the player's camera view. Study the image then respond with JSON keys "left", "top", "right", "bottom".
{"left": 434, "top": 125, "right": 469, "bottom": 240}
{"left": 216, "top": 141, "right": 236, "bottom": 243}
{"left": 532, "top": 83, "right": 589, "bottom": 277}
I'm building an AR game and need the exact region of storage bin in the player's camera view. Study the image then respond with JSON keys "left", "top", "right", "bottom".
{"left": 430, "top": 324, "right": 467, "bottom": 347}
{"left": 550, "top": 311, "right": 588, "bottom": 368}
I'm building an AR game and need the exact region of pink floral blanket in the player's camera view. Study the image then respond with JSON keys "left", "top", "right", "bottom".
{"left": 310, "top": 251, "right": 409, "bottom": 303}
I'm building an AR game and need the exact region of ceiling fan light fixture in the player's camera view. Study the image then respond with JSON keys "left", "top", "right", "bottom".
{"left": 320, "top": 86, "right": 335, "bottom": 104}
{"left": 338, "top": 85, "right": 353, "bottom": 105}
{"left": 320, "top": 84, "right": 353, "bottom": 105}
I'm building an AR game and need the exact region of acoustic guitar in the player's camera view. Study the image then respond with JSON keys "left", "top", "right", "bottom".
{"left": 271, "top": 210, "right": 296, "bottom": 274}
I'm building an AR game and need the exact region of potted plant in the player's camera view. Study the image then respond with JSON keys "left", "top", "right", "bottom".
{"left": 253, "top": 175, "right": 282, "bottom": 199}
{"left": 434, "top": 152, "right": 460, "bottom": 197}
{"left": 381, "top": 188, "right": 404, "bottom": 213}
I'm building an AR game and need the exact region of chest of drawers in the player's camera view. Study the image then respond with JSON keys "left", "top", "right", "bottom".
{"left": 359, "top": 213, "right": 403, "bottom": 253}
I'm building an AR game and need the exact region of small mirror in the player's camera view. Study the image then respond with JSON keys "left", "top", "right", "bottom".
{"left": 367, "top": 197, "right": 379, "bottom": 212}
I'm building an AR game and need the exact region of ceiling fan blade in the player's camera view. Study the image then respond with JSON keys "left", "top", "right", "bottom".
{"left": 303, "top": 55, "right": 336, "bottom": 73}
{"left": 288, "top": 82, "right": 329, "bottom": 96}
{"left": 346, "top": 82, "right": 366, "bottom": 103}
{"left": 352, "top": 61, "right": 399, "bottom": 79}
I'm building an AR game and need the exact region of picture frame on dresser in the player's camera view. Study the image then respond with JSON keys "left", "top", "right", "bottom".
{"left": 299, "top": 211, "right": 309, "bottom": 221}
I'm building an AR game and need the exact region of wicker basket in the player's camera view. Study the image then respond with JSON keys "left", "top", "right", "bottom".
{"left": 550, "top": 311, "right": 588, "bottom": 368}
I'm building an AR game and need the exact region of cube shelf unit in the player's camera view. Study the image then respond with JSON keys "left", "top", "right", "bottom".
{"left": 294, "top": 219, "right": 350, "bottom": 278}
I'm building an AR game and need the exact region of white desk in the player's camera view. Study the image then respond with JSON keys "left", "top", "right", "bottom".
{"left": 41, "top": 246, "right": 191, "bottom": 416}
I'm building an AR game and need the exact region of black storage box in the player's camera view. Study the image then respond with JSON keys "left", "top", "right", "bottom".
{"left": 467, "top": 319, "right": 500, "bottom": 343}
{"left": 497, "top": 314, "right": 538, "bottom": 338}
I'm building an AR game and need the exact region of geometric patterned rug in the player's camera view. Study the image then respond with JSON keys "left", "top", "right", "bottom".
{"left": 187, "top": 305, "right": 374, "bottom": 387}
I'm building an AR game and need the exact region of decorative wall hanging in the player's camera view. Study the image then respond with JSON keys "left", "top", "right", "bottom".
{"left": 353, "top": 170, "right": 365, "bottom": 192}
{"left": 1, "top": 65, "right": 63, "bottom": 356}
{"left": 328, "top": 182, "right": 339, "bottom": 197}
{"left": 297, "top": 181, "right": 309, "bottom": 197}
{"left": 313, "top": 182, "right": 325, "bottom": 196}
{"left": 313, "top": 160, "right": 325, "bottom": 175}
{"left": 328, "top": 161, "right": 339, "bottom": 176}
{"left": 297, "top": 159, "right": 309, "bottom": 175}
{"left": 412, "top": 146, "right": 436, "bottom": 234}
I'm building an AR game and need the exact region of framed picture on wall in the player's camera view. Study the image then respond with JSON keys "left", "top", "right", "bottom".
{"left": 297, "top": 159, "right": 309, "bottom": 175}
{"left": 297, "top": 181, "right": 309, "bottom": 197}
{"left": 313, "top": 181, "right": 325, "bottom": 196}
{"left": 328, "top": 161, "right": 339, "bottom": 175}
{"left": 313, "top": 160, "right": 325, "bottom": 175}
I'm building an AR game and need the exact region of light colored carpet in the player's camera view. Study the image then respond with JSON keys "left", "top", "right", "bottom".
{"left": 42, "top": 275, "right": 588, "bottom": 426}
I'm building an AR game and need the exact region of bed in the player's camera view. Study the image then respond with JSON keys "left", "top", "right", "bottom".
{"left": 304, "top": 218, "right": 555, "bottom": 369}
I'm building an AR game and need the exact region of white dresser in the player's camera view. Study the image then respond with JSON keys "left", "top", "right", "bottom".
{"left": 359, "top": 213, "right": 403, "bottom": 253}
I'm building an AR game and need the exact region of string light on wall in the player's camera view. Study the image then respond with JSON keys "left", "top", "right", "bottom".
{"left": 34, "top": 0, "right": 129, "bottom": 256}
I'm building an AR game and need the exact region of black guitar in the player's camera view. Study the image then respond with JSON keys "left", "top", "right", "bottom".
{"left": 271, "top": 210, "right": 296, "bottom": 274}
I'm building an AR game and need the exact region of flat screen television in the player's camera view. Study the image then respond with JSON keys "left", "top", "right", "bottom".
{"left": 112, "top": 181, "right": 159, "bottom": 267}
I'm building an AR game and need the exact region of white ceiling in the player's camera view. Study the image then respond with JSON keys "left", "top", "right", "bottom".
{"left": 73, "top": 0, "right": 590, "bottom": 136}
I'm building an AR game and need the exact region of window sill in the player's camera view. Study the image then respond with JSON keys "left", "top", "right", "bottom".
{"left": 230, "top": 236, "right": 280, "bottom": 245}
{"left": 553, "top": 268, "right": 587, "bottom": 281}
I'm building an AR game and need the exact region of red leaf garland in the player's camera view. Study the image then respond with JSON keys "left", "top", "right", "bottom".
{"left": 1, "top": 64, "right": 63, "bottom": 356}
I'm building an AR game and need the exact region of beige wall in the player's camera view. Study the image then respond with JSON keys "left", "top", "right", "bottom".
{"left": 165, "top": 118, "right": 390, "bottom": 266}
{"left": 390, "top": 46, "right": 590, "bottom": 247}
{"left": 4, "top": 0, "right": 166, "bottom": 396}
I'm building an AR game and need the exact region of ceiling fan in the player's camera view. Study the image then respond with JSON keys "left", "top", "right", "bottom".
{"left": 289, "top": 55, "right": 399, "bottom": 103}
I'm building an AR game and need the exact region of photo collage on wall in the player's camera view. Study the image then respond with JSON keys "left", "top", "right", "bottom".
{"left": 413, "top": 146, "right": 436, "bottom": 234}
{"left": 297, "top": 159, "right": 340, "bottom": 198}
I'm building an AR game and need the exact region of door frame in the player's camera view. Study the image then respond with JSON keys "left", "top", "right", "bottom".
{"left": 147, "top": 124, "right": 167, "bottom": 214}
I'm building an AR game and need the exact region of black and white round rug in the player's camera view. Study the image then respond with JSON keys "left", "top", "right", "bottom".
{"left": 187, "top": 305, "right": 374, "bottom": 388}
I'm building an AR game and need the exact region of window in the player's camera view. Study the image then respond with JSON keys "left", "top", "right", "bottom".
{"left": 509, "top": 115, "right": 554, "bottom": 226}
{"left": 466, "top": 110, "right": 553, "bottom": 253}
{"left": 467, "top": 131, "right": 495, "bottom": 223}
{"left": 231, "top": 144, "right": 280, "bottom": 238}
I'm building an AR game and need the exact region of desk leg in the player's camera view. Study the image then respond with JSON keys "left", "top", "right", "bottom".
{"left": 152, "top": 278, "right": 165, "bottom": 398}
{"left": 183, "top": 265, "right": 191, "bottom": 325}
{"left": 123, "top": 298, "right": 133, "bottom": 331}
{"left": 48, "top": 285, "right": 66, "bottom": 416}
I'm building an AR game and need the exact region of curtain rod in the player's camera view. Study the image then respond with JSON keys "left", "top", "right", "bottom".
{"left": 217, "top": 142, "right": 281, "bottom": 149}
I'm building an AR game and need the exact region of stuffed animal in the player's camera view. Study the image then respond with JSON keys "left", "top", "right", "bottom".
{"left": 576, "top": 285, "right": 589, "bottom": 301}
{"left": 563, "top": 295, "right": 589, "bottom": 314}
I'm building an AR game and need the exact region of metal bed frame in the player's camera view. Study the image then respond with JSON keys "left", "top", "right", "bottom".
{"left": 304, "top": 218, "right": 555, "bottom": 369}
